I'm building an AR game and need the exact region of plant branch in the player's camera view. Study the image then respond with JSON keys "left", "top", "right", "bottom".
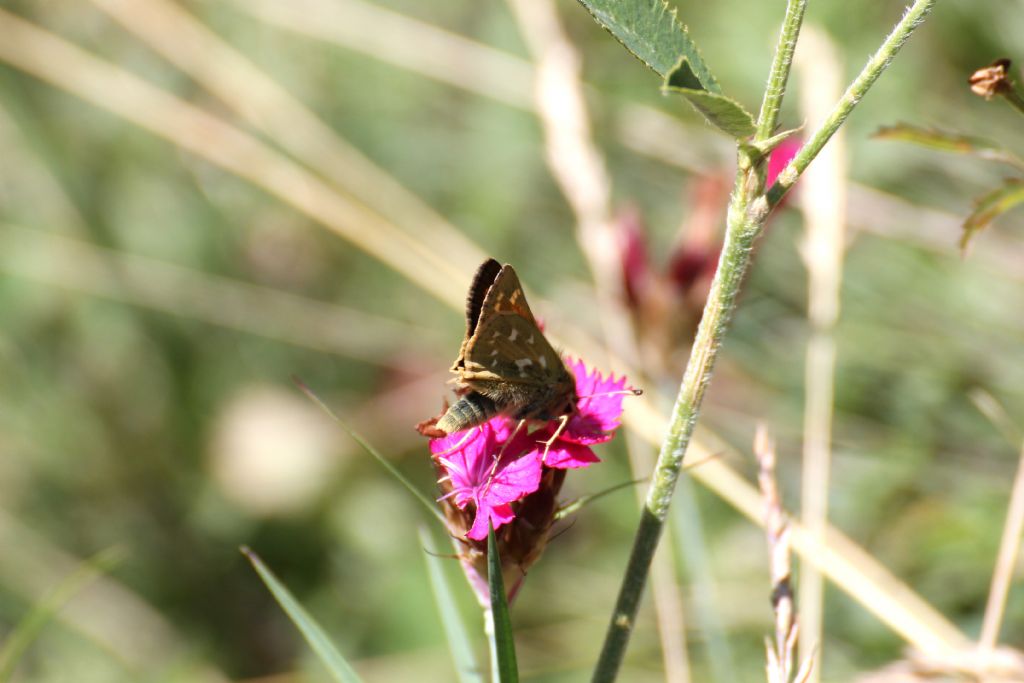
{"left": 593, "top": 158, "right": 759, "bottom": 682}
{"left": 593, "top": 3, "right": 937, "bottom": 680}
{"left": 766, "top": 0, "right": 937, "bottom": 207}
{"left": 755, "top": 0, "right": 808, "bottom": 141}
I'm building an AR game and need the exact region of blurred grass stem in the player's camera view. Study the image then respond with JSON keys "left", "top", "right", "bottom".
{"left": 90, "top": 0, "right": 486, "bottom": 279}
{"left": 979, "top": 438, "right": 1024, "bottom": 655}
{"left": 794, "top": 27, "right": 847, "bottom": 682}
{"left": 0, "top": 7, "right": 466, "bottom": 309}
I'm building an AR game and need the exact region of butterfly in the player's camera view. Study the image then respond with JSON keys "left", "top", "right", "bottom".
{"left": 432, "top": 259, "right": 577, "bottom": 436}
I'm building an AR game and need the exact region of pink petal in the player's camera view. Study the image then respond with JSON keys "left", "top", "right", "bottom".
{"left": 467, "top": 502, "right": 516, "bottom": 540}
{"left": 766, "top": 139, "right": 801, "bottom": 189}
{"left": 562, "top": 358, "right": 630, "bottom": 445}
{"left": 541, "top": 440, "right": 599, "bottom": 469}
{"left": 482, "top": 448, "right": 542, "bottom": 505}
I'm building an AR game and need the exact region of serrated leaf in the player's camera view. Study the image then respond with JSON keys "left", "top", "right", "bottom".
{"left": 961, "top": 179, "right": 1024, "bottom": 252}
{"left": 575, "top": 0, "right": 719, "bottom": 92}
{"left": 664, "top": 57, "right": 755, "bottom": 139}
{"left": 243, "top": 547, "right": 364, "bottom": 683}
{"left": 420, "top": 527, "right": 484, "bottom": 683}
{"left": 875, "top": 124, "right": 1024, "bottom": 170}
{"left": 486, "top": 525, "right": 518, "bottom": 683}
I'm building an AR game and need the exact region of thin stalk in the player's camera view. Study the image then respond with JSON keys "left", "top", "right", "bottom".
{"left": 767, "top": 0, "right": 937, "bottom": 207}
{"left": 1001, "top": 87, "right": 1024, "bottom": 117}
{"left": 592, "top": 3, "right": 937, "bottom": 679}
{"left": 593, "top": 164, "right": 760, "bottom": 682}
{"left": 755, "top": 0, "right": 808, "bottom": 140}
{"left": 794, "top": 27, "right": 847, "bottom": 682}
{"left": 978, "top": 438, "right": 1024, "bottom": 653}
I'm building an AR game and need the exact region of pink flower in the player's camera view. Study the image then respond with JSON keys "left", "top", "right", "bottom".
{"left": 431, "top": 421, "right": 541, "bottom": 540}
{"left": 430, "top": 359, "right": 633, "bottom": 540}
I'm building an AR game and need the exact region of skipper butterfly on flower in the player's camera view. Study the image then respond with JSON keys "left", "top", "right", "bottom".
{"left": 428, "top": 259, "right": 577, "bottom": 436}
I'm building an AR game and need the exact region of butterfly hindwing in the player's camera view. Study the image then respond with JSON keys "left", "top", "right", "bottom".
{"left": 436, "top": 259, "right": 577, "bottom": 434}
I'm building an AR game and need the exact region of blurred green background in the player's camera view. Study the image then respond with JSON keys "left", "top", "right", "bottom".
{"left": 1, "top": 0, "right": 1023, "bottom": 681}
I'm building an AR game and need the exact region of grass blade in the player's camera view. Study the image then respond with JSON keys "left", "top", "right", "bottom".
{"left": 419, "top": 527, "right": 484, "bottom": 683}
{"left": 874, "top": 123, "right": 1024, "bottom": 170}
{"left": 0, "top": 547, "right": 124, "bottom": 682}
{"left": 293, "top": 376, "right": 446, "bottom": 525}
{"left": 242, "top": 547, "right": 364, "bottom": 683}
{"left": 485, "top": 526, "right": 518, "bottom": 683}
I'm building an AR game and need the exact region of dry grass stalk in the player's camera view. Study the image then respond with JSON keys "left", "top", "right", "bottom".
{"left": 0, "top": 8, "right": 468, "bottom": 310}
{"left": 0, "top": 224, "right": 439, "bottom": 366}
{"left": 90, "top": 0, "right": 486, "bottom": 281}
{"left": 855, "top": 646, "right": 1024, "bottom": 682}
{"left": 755, "top": 426, "right": 814, "bottom": 683}
{"left": 980, "top": 437, "right": 1024, "bottom": 655}
{"left": 795, "top": 26, "right": 848, "bottom": 681}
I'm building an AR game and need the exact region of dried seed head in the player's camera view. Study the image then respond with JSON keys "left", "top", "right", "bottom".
{"left": 969, "top": 58, "right": 1012, "bottom": 100}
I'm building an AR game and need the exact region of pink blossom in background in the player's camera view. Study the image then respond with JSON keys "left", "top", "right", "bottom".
{"left": 765, "top": 137, "right": 802, "bottom": 189}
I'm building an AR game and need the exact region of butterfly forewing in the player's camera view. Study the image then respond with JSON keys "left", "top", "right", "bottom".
{"left": 433, "top": 259, "right": 577, "bottom": 435}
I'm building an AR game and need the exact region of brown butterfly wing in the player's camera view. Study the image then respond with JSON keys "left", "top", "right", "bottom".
{"left": 458, "top": 265, "right": 575, "bottom": 418}
{"left": 451, "top": 258, "right": 502, "bottom": 374}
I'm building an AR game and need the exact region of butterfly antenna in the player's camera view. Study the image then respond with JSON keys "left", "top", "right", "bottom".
{"left": 577, "top": 388, "right": 644, "bottom": 399}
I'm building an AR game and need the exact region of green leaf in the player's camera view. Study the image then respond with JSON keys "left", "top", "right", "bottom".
{"left": 420, "top": 527, "right": 484, "bottom": 683}
{"left": 875, "top": 123, "right": 1024, "bottom": 170}
{"left": 486, "top": 526, "right": 518, "bottom": 683}
{"left": 293, "top": 376, "right": 446, "bottom": 525}
{"left": 664, "top": 57, "right": 755, "bottom": 139}
{"left": 243, "top": 547, "right": 364, "bottom": 683}
{"left": 575, "top": 0, "right": 719, "bottom": 92}
{"left": 961, "top": 179, "right": 1024, "bottom": 253}
{"left": 0, "top": 547, "right": 124, "bottom": 683}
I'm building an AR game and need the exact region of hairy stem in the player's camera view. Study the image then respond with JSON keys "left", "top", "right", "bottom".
{"left": 767, "top": 0, "right": 937, "bottom": 207}
{"left": 593, "top": 164, "right": 759, "bottom": 682}
{"left": 592, "top": 2, "right": 937, "bottom": 680}
{"left": 756, "top": 0, "right": 808, "bottom": 141}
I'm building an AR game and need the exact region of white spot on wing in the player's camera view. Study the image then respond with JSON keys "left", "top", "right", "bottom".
{"left": 539, "top": 356, "right": 548, "bottom": 369}
{"left": 490, "top": 349, "right": 499, "bottom": 356}
{"left": 508, "top": 328, "right": 519, "bottom": 342}
{"left": 527, "top": 334, "right": 535, "bottom": 344}
{"left": 515, "top": 358, "right": 533, "bottom": 369}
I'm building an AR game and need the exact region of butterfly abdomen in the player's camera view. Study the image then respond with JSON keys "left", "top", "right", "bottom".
{"left": 436, "top": 392, "right": 499, "bottom": 435}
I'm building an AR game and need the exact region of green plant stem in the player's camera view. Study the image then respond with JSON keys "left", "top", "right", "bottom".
{"left": 1001, "top": 86, "right": 1024, "bottom": 117}
{"left": 755, "top": 0, "right": 808, "bottom": 141}
{"left": 592, "top": 3, "right": 937, "bottom": 681}
{"left": 766, "top": 0, "right": 937, "bottom": 207}
{"left": 592, "top": 161, "right": 758, "bottom": 683}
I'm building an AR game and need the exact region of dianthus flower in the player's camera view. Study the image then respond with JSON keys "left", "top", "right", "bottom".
{"left": 428, "top": 357, "right": 634, "bottom": 603}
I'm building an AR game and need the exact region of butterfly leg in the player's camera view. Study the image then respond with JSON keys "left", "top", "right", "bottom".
{"left": 540, "top": 414, "right": 570, "bottom": 465}
{"left": 431, "top": 427, "right": 479, "bottom": 458}
{"left": 494, "top": 419, "right": 527, "bottom": 462}
{"left": 482, "top": 419, "right": 528, "bottom": 489}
